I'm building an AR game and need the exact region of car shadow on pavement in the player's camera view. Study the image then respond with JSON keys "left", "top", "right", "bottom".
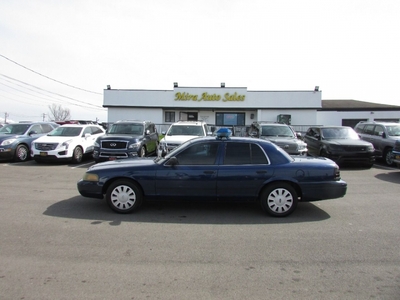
{"left": 43, "top": 196, "right": 331, "bottom": 225}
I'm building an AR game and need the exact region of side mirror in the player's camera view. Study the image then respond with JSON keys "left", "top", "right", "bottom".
{"left": 145, "top": 129, "right": 150, "bottom": 135}
{"left": 382, "top": 132, "right": 386, "bottom": 138}
{"left": 165, "top": 157, "right": 178, "bottom": 166}
{"left": 296, "top": 132, "right": 302, "bottom": 139}
{"left": 84, "top": 133, "right": 91, "bottom": 138}
{"left": 28, "top": 130, "right": 38, "bottom": 136}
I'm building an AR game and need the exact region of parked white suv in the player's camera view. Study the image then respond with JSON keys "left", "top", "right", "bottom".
{"left": 31, "top": 124, "right": 105, "bottom": 163}
{"left": 158, "top": 121, "right": 210, "bottom": 156}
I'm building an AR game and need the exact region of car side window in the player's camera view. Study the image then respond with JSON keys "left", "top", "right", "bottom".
{"left": 30, "top": 124, "right": 43, "bottom": 134}
{"left": 91, "top": 126, "right": 103, "bottom": 135}
{"left": 175, "top": 142, "right": 218, "bottom": 165}
{"left": 373, "top": 125, "right": 384, "bottom": 136}
{"left": 83, "top": 127, "right": 92, "bottom": 136}
{"left": 41, "top": 124, "right": 54, "bottom": 133}
{"left": 354, "top": 124, "right": 365, "bottom": 133}
{"left": 364, "top": 125, "right": 375, "bottom": 135}
{"left": 224, "top": 142, "right": 267, "bottom": 165}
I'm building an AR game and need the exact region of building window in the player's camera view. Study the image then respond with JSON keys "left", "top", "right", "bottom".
{"left": 342, "top": 119, "right": 367, "bottom": 128}
{"left": 216, "top": 113, "right": 245, "bottom": 126}
{"left": 165, "top": 112, "right": 175, "bottom": 123}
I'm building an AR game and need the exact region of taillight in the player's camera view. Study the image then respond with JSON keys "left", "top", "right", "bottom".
{"left": 334, "top": 167, "right": 341, "bottom": 181}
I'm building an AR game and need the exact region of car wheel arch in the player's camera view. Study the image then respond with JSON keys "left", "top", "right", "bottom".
{"left": 102, "top": 176, "right": 145, "bottom": 197}
{"left": 259, "top": 180, "right": 302, "bottom": 200}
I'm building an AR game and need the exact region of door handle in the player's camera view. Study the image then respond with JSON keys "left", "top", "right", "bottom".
{"left": 203, "top": 171, "right": 215, "bottom": 174}
{"left": 256, "top": 170, "right": 267, "bottom": 174}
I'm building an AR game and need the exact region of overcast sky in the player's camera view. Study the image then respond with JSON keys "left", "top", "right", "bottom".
{"left": 1, "top": 0, "right": 399, "bottom": 123}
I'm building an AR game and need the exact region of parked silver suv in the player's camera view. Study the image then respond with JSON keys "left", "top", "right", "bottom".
{"left": 158, "top": 121, "right": 210, "bottom": 157}
{"left": 249, "top": 122, "right": 308, "bottom": 155}
{"left": 354, "top": 121, "right": 400, "bottom": 166}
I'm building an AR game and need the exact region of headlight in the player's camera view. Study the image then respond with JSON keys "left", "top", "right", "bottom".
{"left": 61, "top": 139, "right": 73, "bottom": 149}
{"left": 83, "top": 173, "right": 99, "bottom": 182}
{"left": 367, "top": 145, "right": 375, "bottom": 151}
{"left": 94, "top": 141, "right": 100, "bottom": 147}
{"left": 0, "top": 138, "right": 16, "bottom": 146}
{"left": 327, "top": 144, "right": 342, "bottom": 151}
{"left": 298, "top": 143, "right": 307, "bottom": 150}
{"left": 129, "top": 142, "right": 141, "bottom": 150}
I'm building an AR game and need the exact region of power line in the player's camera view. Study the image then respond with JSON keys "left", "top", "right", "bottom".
{"left": 0, "top": 74, "right": 104, "bottom": 109}
{"left": 0, "top": 53, "right": 102, "bottom": 95}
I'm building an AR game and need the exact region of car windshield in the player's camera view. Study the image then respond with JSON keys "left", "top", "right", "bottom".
{"left": 321, "top": 127, "right": 359, "bottom": 139}
{"left": 108, "top": 124, "right": 144, "bottom": 135}
{"left": 0, "top": 124, "right": 31, "bottom": 135}
{"left": 48, "top": 126, "right": 83, "bottom": 137}
{"left": 167, "top": 125, "right": 203, "bottom": 136}
{"left": 386, "top": 125, "right": 400, "bottom": 136}
{"left": 260, "top": 126, "right": 294, "bottom": 137}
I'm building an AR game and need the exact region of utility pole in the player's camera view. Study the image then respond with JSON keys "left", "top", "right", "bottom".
{"left": 4, "top": 112, "right": 8, "bottom": 123}
{"left": 42, "top": 113, "right": 46, "bottom": 121}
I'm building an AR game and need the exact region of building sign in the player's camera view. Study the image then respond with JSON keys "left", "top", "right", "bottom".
{"left": 175, "top": 92, "right": 245, "bottom": 102}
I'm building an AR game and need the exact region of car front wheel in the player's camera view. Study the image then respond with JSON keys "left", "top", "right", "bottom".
{"left": 15, "top": 144, "right": 29, "bottom": 162}
{"left": 71, "top": 146, "right": 83, "bottom": 164}
{"left": 139, "top": 146, "right": 146, "bottom": 157}
{"left": 260, "top": 183, "right": 298, "bottom": 217}
{"left": 106, "top": 180, "right": 143, "bottom": 213}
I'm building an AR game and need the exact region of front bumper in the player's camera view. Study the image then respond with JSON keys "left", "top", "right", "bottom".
{"left": 31, "top": 147, "right": 73, "bottom": 161}
{"left": 0, "top": 147, "right": 16, "bottom": 161}
{"left": 77, "top": 179, "right": 104, "bottom": 199}
{"left": 93, "top": 148, "right": 139, "bottom": 162}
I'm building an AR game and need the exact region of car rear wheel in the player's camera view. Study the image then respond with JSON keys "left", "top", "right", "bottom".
{"left": 106, "top": 180, "right": 143, "bottom": 213}
{"left": 71, "top": 146, "right": 83, "bottom": 164}
{"left": 384, "top": 148, "right": 394, "bottom": 166}
{"left": 15, "top": 144, "right": 29, "bottom": 162}
{"left": 260, "top": 183, "right": 298, "bottom": 217}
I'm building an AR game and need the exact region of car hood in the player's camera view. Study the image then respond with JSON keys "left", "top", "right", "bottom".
{"left": 89, "top": 157, "right": 156, "bottom": 170}
{"left": 260, "top": 136, "right": 304, "bottom": 145}
{"left": 0, "top": 134, "right": 22, "bottom": 141}
{"left": 99, "top": 134, "right": 142, "bottom": 140}
{"left": 34, "top": 135, "right": 78, "bottom": 144}
{"left": 324, "top": 139, "right": 372, "bottom": 146}
{"left": 162, "top": 135, "right": 199, "bottom": 144}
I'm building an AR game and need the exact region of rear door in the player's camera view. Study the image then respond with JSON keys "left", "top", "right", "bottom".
{"left": 216, "top": 141, "right": 272, "bottom": 200}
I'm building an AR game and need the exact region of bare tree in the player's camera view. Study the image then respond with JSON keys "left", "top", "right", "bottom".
{"left": 48, "top": 104, "right": 71, "bottom": 121}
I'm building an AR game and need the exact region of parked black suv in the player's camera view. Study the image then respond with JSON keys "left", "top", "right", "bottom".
{"left": 304, "top": 126, "right": 375, "bottom": 168}
{"left": 93, "top": 120, "right": 159, "bottom": 163}
{"left": 354, "top": 121, "right": 400, "bottom": 166}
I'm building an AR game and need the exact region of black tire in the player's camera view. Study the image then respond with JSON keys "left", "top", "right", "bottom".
{"left": 384, "top": 148, "right": 394, "bottom": 166}
{"left": 106, "top": 180, "right": 143, "bottom": 213}
{"left": 139, "top": 146, "right": 146, "bottom": 157}
{"left": 14, "top": 144, "right": 29, "bottom": 162}
{"left": 71, "top": 146, "right": 83, "bottom": 164}
{"left": 260, "top": 182, "right": 298, "bottom": 217}
{"left": 364, "top": 162, "right": 374, "bottom": 169}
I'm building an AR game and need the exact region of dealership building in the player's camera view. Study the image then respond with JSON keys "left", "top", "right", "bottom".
{"left": 103, "top": 83, "right": 400, "bottom": 133}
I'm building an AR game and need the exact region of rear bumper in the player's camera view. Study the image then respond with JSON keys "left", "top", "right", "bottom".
{"left": 300, "top": 180, "right": 348, "bottom": 201}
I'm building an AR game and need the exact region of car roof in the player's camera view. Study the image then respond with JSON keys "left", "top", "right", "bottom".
{"left": 171, "top": 121, "right": 206, "bottom": 126}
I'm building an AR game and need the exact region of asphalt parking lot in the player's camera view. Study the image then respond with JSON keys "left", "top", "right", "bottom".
{"left": 0, "top": 159, "right": 399, "bottom": 299}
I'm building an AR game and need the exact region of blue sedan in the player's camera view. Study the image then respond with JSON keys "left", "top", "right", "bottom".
{"left": 77, "top": 129, "right": 347, "bottom": 217}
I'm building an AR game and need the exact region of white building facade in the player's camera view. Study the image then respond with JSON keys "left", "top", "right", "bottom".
{"left": 103, "top": 85, "right": 400, "bottom": 132}
{"left": 104, "top": 86, "right": 321, "bottom": 126}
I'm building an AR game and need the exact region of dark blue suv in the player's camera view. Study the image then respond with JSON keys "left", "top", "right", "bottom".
{"left": 0, "top": 122, "right": 59, "bottom": 162}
